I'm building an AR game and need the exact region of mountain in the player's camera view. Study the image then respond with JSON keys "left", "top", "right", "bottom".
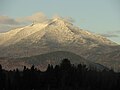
{"left": 0, "top": 17, "right": 119, "bottom": 70}
{"left": 0, "top": 51, "right": 107, "bottom": 71}
{"left": 0, "top": 17, "right": 117, "bottom": 57}
{"left": 93, "top": 50, "right": 120, "bottom": 71}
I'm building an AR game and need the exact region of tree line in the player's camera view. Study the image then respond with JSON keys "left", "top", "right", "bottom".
{"left": 0, "top": 58, "right": 120, "bottom": 90}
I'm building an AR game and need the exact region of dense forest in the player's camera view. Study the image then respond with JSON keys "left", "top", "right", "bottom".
{"left": 0, "top": 59, "right": 120, "bottom": 90}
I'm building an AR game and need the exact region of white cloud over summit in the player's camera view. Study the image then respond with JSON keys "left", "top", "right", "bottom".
{"left": 16, "top": 12, "right": 47, "bottom": 23}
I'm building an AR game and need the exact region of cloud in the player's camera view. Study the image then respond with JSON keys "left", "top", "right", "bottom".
{"left": 105, "top": 30, "right": 120, "bottom": 34}
{"left": 0, "top": 25, "right": 23, "bottom": 33}
{"left": 100, "top": 30, "right": 120, "bottom": 38}
{"left": 16, "top": 12, "right": 48, "bottom": 23}
{"left": 0, "top": 16, "right": 22, "bottom": 32}
{"left": 52, "top": 15, "right": 75, "bottom": 23}
{"left": 101, "top": 33, "right": 119, "bottom": 38}
{"left": 0, "top": 12, "right": 48, "bottom": 32}
{"left": 113, "top": 30, "right": 120, "bottom": 33}
{"left": 0, "top": 16, "right": 19, "bottom": 25}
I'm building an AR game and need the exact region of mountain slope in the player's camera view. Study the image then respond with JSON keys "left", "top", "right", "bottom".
{"left": 94, "top": 50, "right": 120, "bottom": 71}
{"left": 0, "top": 18, "right": 116, "bottom": 47}
{"left": 0, "top": 17, "right": 119, "bottom": 71}
{"left": 0, "top": 51, "right": 107, "bottom": 71}
{"left": 0, "top": 17, "right": 117, "bottom": 58}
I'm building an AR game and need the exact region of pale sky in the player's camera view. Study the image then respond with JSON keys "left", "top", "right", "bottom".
{"left": 0, "top": 0, "right": 120, "bottom": 44}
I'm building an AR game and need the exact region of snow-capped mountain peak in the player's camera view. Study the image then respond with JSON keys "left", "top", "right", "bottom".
{"left": 0, "top": 17, "right": 119, "bottom": 71}
{"left": 0, "top": 17, "right": 117, "bottom": 57}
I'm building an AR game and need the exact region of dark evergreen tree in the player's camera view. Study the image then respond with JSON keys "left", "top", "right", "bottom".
{"left": 0, "top": 59, "right": 120, "bottom": 90}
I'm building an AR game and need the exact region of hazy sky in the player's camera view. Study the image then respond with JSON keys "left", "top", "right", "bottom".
{"left": 0, "top": 0, "right": 120, "bottom": 44}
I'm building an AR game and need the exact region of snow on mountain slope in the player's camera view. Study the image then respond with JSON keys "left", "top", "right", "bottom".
{"left": 0, "top": 27, "right": 23, "bottom": 45}
{"left": 0, "top": 17, "right": 118, "bottom": 58}
{"left": 0, "top": 17, "right": 120, "bottom": 71}
{"left": 0, "top": 17, "right": 116, "bottom": 47}
{"left": 0, "top": 23, "right": 48, "bottom": 46}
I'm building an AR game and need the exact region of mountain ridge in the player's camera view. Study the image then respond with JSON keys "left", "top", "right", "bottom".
{"left": 0, "top": 17, "right": 120, "bottom": 71}
{"left": 0, "top": 17, "right": 117, "bottom": 47}
{"left": 0, "top": 51, "right": 108, "bottom": 71}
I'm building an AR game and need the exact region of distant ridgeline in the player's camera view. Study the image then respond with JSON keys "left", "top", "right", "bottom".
{"left": 0, "top": 59, "right": 120, "bottom": 90}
